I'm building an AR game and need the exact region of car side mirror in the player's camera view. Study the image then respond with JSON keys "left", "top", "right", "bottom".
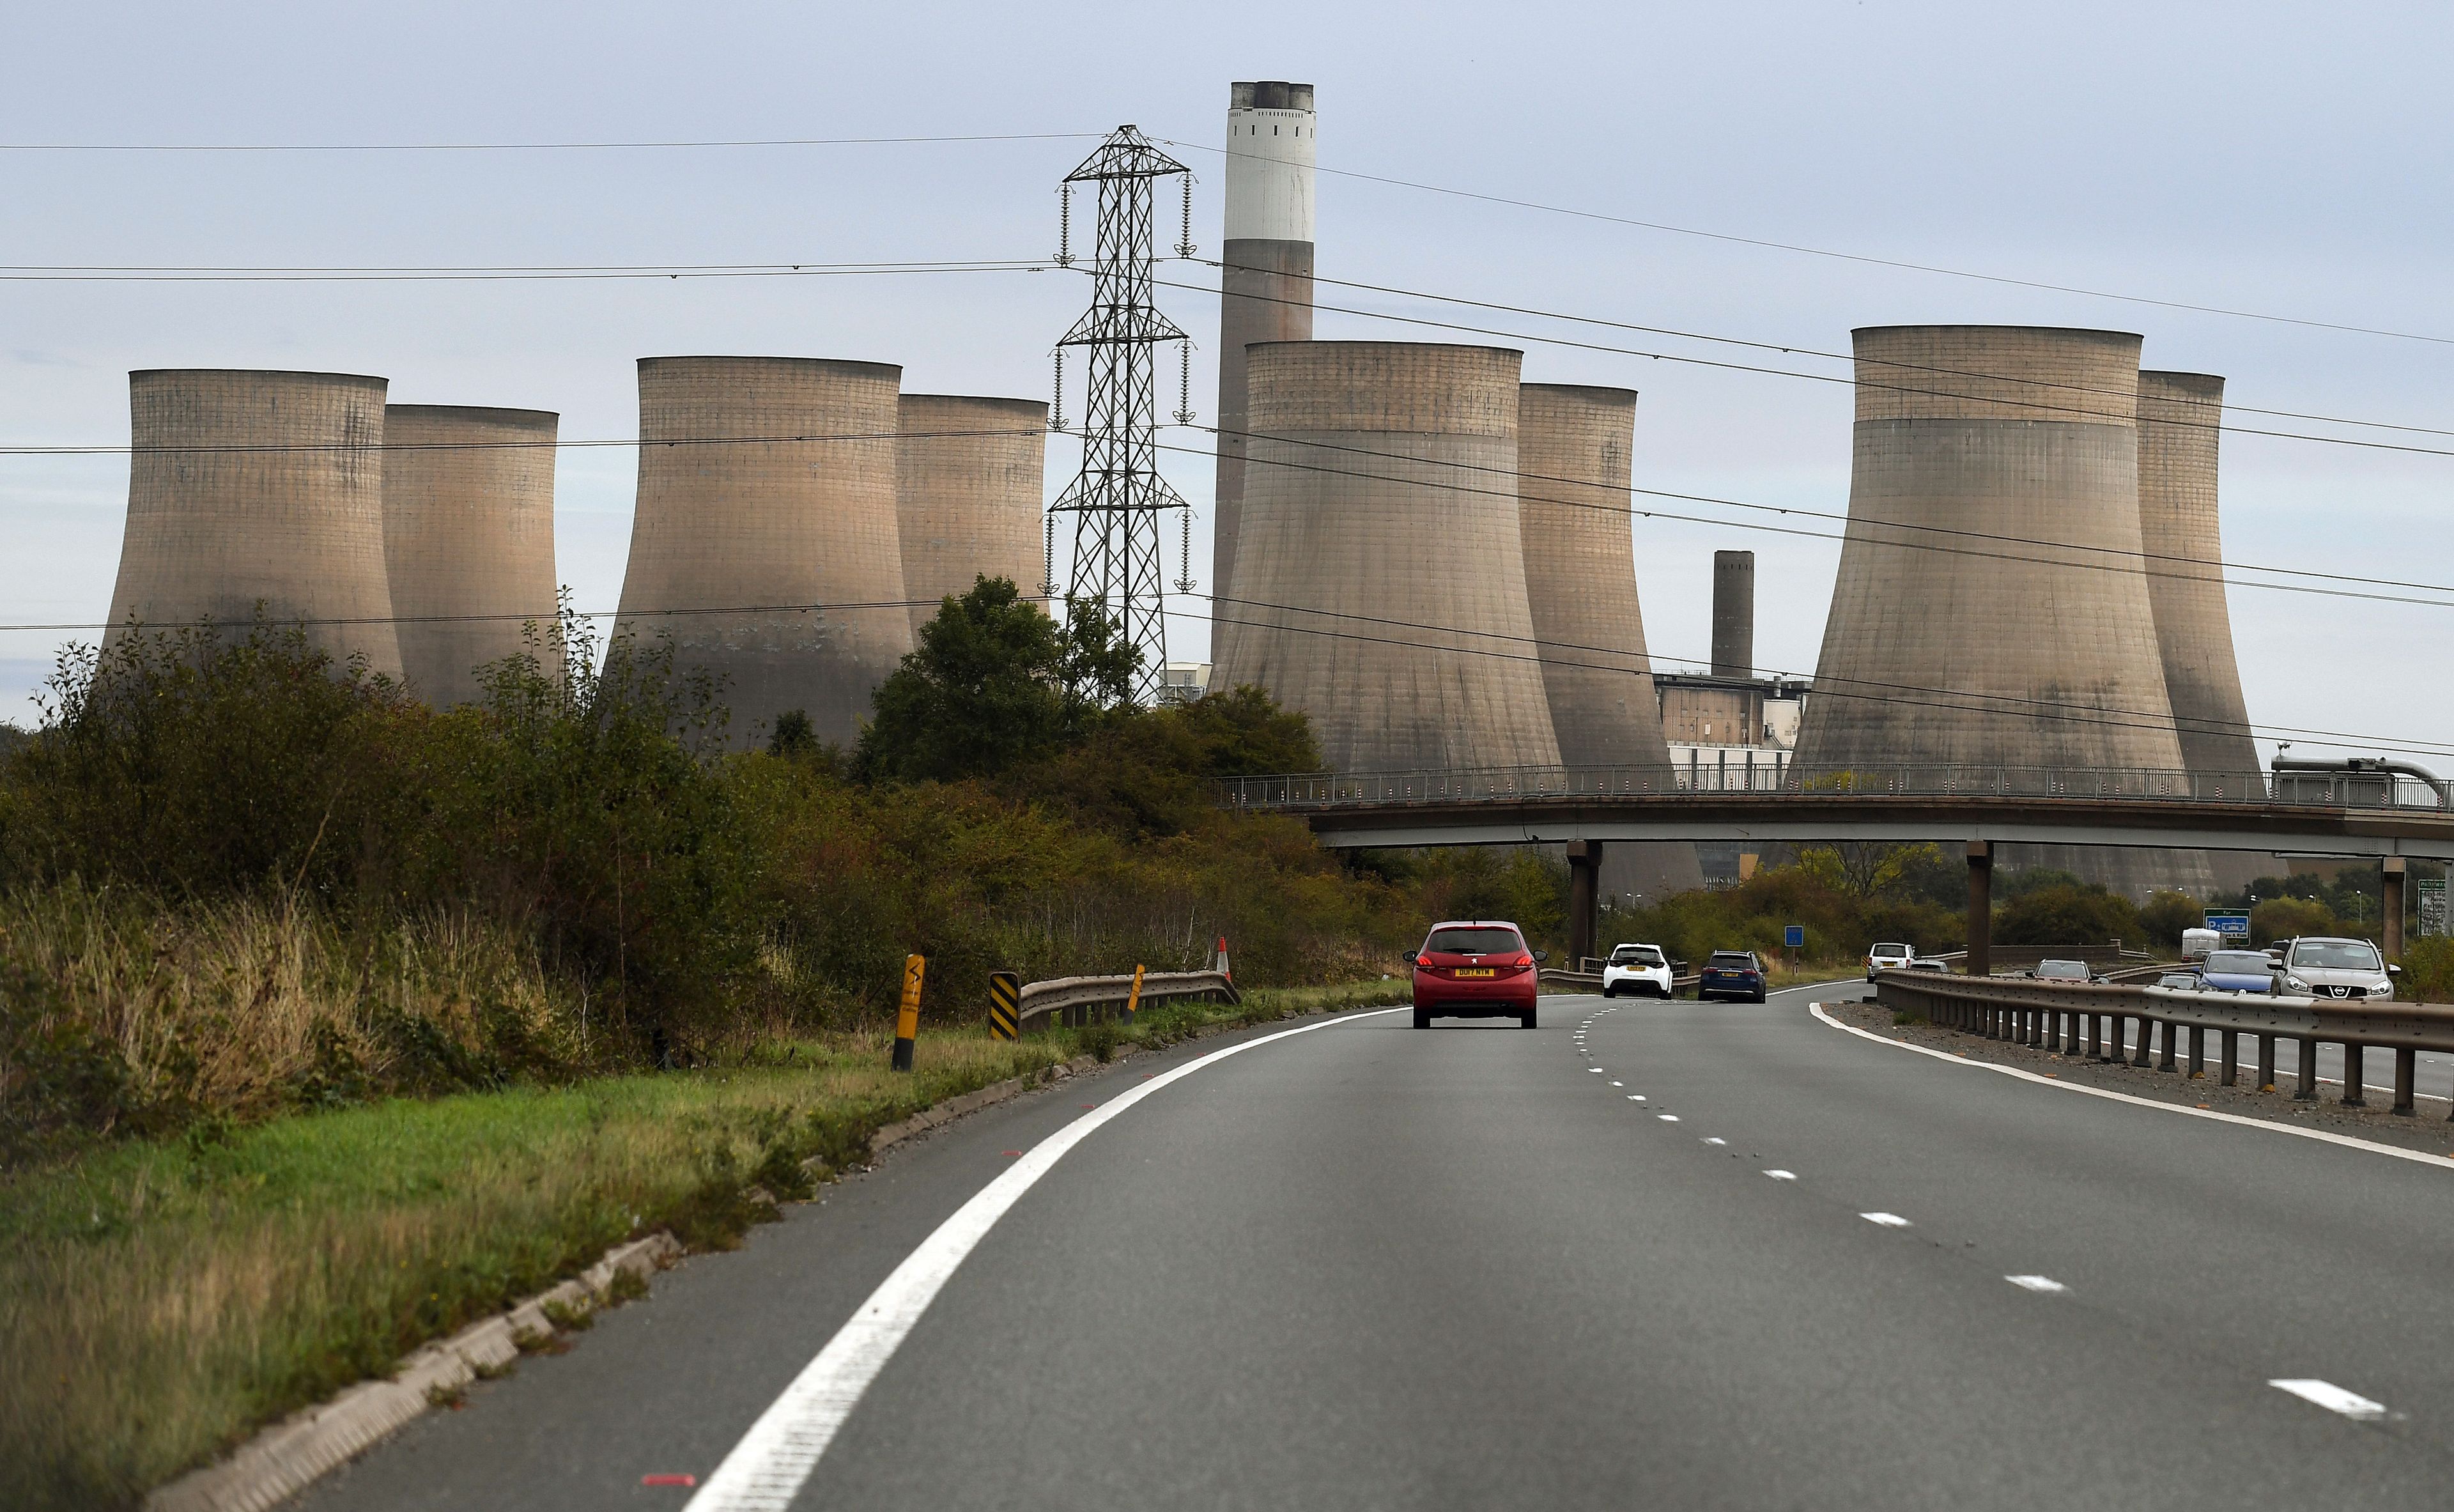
{"left": 2389, "top": 964, "right": 2404, "bottom": 975}
{"left": 1402, "top": 950, "right": 1419, "bottom": 966}
{"left": 1534, "top": 950, "right": 1550, "bottom": 963}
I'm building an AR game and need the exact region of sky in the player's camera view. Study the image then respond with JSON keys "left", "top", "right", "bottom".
{"left": 1, "top": 1, "right": 2448, "bottom": 762}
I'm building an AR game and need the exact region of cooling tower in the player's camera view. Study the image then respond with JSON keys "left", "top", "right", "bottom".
{"left": 2137, "top": 371, "right": 2265, "bottom": 891}
{"left": 1516, "top": 383, "right": 1702, "bottom": 897}
{"left": 106, "top": 369, "right": 401, "bottom": 678}
{"left": 1711, "top": 550, "right": 1756, "bottom": 678}
{"left": 613, "top": 357, "right": 911, "bottom": 749}
{"left": 1793, "top": 326, "right": 2211, "bottom": 896}
{"left": 1213, "top": 341, "right": 1561, "bottom": 773}
{"left": 1211, "top": 79, "right": 1316, "bottom": 663}
{"left": 895, "top": 394, "right": 1049, "bottom": 637}
{"left": 382, "top": 405, "right": 561, "bottom": 706}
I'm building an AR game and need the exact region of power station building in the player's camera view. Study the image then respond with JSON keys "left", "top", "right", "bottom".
{"left": 1213, "top": 340, "right": 1561, "bottom": 773}
{"left": 1793, "top": 325, "right": 2212, "bottom": 896}
{"left": 382, "top": 404, "right": 562, "bottom": 706}
{"left": 1210, "top": 79, "right": 1317, "bottom": 666}
{"left": 1515, "top": 383, "right": 1702, "bottom": 897}
{"left": 895, "top": 394, "right": 1049, "bottom": 635}
{"left": 106, "top": 368, "right": 403, "bottom": 679}
{"left": 613, "top": 357, "right": 913, "bottom": 749}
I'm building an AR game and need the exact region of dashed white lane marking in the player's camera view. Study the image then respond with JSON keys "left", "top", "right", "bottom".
{"left": 1658, "top": 1114, "right": 1681, "bottom": 1122}
{"left": 2269, "top": 1379, "right": 2389, "bottom": 1421}
{"left": 1589, "top": 1067, "right": 1605, "bottom": 1073}
{"left": 1610, "top": 1080, "right": 1624, "bottom": 1087}
{"left": 1860, "top": 1212, "right": 1912, "bottom": 1227}
{"left": 1763, "top": 1169, "right": 1797, "bottom": 1180}
{"left": 1809, "top": 1003, "right": 2454, "bottom": 1173}
{"left": 1627, "top": 1095, "right": 1646, "bottom": 1102}
{"left": 1703, "top": 1137, "right": 1727, "bottom": 1146}
{"left": 2005, "top": 1274, "right": 2068, "bottom": 1293}
{"left": 680, "top": 1005, "right": 1411, "bottom": 1512}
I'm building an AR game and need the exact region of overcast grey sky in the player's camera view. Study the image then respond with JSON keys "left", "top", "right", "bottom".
{"left": 2, "top": 1, "right": 2448, "bottom": 760}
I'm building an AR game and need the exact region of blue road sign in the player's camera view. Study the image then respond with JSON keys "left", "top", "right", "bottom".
{"left": 2205, "top": 913, "right": 2250, "bottom": 939}
{"left": 1784, "top": 925, "right": 1805, "bottom": 949}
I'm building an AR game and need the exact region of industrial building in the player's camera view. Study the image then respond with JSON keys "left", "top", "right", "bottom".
{"left": 382, "top": 404, "right": 562, "bottom": 706}
{"left": 613, "top": 356, "right": 912, "bottom": 750}
{"left": 1515, "top": 383, "right": 1702, "bottom": 899}
{"left": 106, "top": 368, "right": 403, "bottom": 679}
{"left": 895, "top": 394, "right": 1049, "bottom": 636}
{"left": 1212, "top": 340, "right": 1562, "bottom": 773}
{"left": 1209, "top": 79, "right": 1318, "bottom": 672}
{"left": 1793, "top": 325, "right": 2212, "bottom": 896}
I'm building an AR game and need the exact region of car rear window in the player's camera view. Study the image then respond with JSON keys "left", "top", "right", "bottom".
{"left": 1708, "top": 952, "right": 1755, "bottom": 968}
{"left": 2207, "top": 951, "right": 2271, "bottom": 975}
{"left": 1426, "top": 927, "right": 1522, "bottom": 955}
{"left": 2037, "top": 960, "right": 2088, "bottom": 977}
{"left": 1612, "top": 946, "right": 1663, "bottom": 964}
{"left": 1872, "top": 943, "right": 1910, "bottom": 956}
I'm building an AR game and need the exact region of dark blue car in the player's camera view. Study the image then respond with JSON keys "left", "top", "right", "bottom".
{"left": 1699, "top": 950, "right": 1768, "bottom": 1003}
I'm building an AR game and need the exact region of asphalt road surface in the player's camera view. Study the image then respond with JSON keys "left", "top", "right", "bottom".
{"left": 300, "top": 984, "right": 2454, "bottom": 1511}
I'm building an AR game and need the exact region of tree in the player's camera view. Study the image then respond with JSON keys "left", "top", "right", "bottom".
{"left": 1794, "top": 842, "right": 1944, "bottom": 899}
{"left": 856, "top": 578, "right": 1140, "bottom": 783}
{"left": 2139, "top": 890, "right": 2202, "bottom": 949}
{"left": 1994, "top": 884, "right": 2142, "bottom": 947}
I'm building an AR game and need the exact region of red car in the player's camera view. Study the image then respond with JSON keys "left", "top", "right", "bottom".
{"left": 1407, "top": 920, "right": 1545, "bottom": 1029}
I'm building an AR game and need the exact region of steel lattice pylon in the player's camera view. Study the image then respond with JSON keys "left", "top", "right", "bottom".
{"left": 1050, "top": 125, "right": 1190, "bottom": 702}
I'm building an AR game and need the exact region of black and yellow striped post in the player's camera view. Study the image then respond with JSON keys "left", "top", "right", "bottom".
{"left": 988, "top": 971, "right": 1021, "bottom": 1041}
{"left": 1121, "top": 964, "right": 1146, "bottom": 1025}
{"left": 891, "top": 953, "right": 926, "bottom": 1071}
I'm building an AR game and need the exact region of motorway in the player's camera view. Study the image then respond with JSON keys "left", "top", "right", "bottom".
{"left": 302, "top": 984, "right": 2454, "bottom": 1510}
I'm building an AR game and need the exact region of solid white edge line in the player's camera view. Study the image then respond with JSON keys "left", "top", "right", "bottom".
{"left": 682, "top": 1005, "right": 1412, "bottom": 1512}
{"left": 1807, "top": 1002, "right": 2454, "bottom": 1171}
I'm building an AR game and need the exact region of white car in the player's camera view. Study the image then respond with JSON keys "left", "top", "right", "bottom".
{"left": 1601, "top": 943, "right": 1674, "bottom": 998}
{"left": 1865, "top": 941, "right": 1915, "bottom": 982}
{"left": 2276, "top": 936, "right": 2399, "bottom": 1001}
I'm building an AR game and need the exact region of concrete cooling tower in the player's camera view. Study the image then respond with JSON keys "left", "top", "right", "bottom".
{"left": 1793, "top": 325, "right": 2211, "bottom": 896}
{"left": 895, "top": 394, "right": 1049, "bottom": 637}
{"left": 613, "top": 357, "right": 911, "bottom": 749}
{"left": 1210, "top": 79, "right": 1316, "bottom": 661}
{"left": 1213, "top": 341, "right": 1561, "bottom": 773}
{"left": 382, "top": 405, "right": 561, "bottom": 706}
{"left": 107, "top": 369, "right": 401, "bottom": 678}
{"left": 2137, "top": 370, "right": 2265, "bottom": 891}
{"left": 1516, "top": 383, "right": 1702, "bottom": 897}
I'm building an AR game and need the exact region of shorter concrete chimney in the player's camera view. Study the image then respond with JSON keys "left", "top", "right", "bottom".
{"left": 1711, "top": 550, "right": 1755, "bottom": 679}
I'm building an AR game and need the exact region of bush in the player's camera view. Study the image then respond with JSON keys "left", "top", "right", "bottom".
{"left": 2251, "top": 895, "right": 2337, "bottom": 945}
{"left": 2139, "top": 890, "right": 2202, "bottom": 950}
{"left": 1994, "top": 884, "right": 2142, "bottom": 948}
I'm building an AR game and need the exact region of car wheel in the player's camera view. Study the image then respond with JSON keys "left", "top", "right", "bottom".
{"left": 1752, "top": 990, "right": 1768, "bottom": 1004}
{"left": 1413, "top": 1008, "right": 1431, "bottom": 1030}
{"left": 1520, "top": 1009, "right": 1538, "bottom": 1029}
{"left": 1601, "top": 983, "right": 1616, "bottom": 998}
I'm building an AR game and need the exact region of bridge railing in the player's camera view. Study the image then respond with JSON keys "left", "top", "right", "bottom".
{"left": 1871, "top": 969, "right": 2454, "bottom": 1116}
{"left": 1214, "top": 764, "right": 2448, "bottom": 814}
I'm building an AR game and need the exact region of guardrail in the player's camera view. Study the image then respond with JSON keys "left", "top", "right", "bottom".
{"left": 1872, "top": 969, "right": 2454, "bottom": 1117}
{"left": 1015, "top": 969, "right": 1239, "bottom": 1033}
{"left": 1215, "top": 764, "right": 2449, "bottom": 813}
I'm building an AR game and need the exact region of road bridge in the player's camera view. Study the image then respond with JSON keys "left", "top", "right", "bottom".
{"left": 1216, "top": 766, "right": 2454, "bottom": 971}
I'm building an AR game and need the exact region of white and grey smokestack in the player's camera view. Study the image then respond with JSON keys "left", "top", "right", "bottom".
{"left": 1711, "top": 550, "right": 1755, "bottom": 679}
{"left": 1212, "top": 80, "right": 1316, "bottom": 635}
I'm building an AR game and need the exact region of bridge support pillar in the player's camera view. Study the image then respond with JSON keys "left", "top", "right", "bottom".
{"left": 1965, "top": 841, "right": 1993, "bottom": 979}
{"left": 1566, "top": 840, "right": 1599, "bottom": 971}
{"left": 2382, "top": 858, "right": 2406, "bottom": 960}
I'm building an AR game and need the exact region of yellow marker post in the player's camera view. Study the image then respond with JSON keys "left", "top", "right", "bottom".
{"left": 1122, "top": 964, "right": 1146, "bottom": 1026}
{"left": 892, "top": 954, "right": 926, "bottom": 1071}
{"left": 988, "top": 971, "right": 1021, "bottom": 1042}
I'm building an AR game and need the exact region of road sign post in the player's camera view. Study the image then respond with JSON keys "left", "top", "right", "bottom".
{"left": 892, "top": 953, "right": 926, "bottom": 1071}
{"left": 2205, "top": 911, "right": 2250, "bottom": 943}
{"left": 988, "top": 971, "right": 1021, "bottom": 1041}
{"left": 1784, "top": 923, "right": 1805, "bottom": 981}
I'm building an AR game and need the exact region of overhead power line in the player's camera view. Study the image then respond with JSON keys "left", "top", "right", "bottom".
{"left": 1164, "top": 137, "right": 2454, "bottom": 350}
{"left": 0, "top": 259, "right": 1046, "bottom": 284}
{"left": 0, "top": 132, "right": 1102, "bottom": 152}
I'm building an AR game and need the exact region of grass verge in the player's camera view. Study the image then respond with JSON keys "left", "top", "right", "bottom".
{"left": 0, "top": 982, "right": 1398, "bottom": 1511}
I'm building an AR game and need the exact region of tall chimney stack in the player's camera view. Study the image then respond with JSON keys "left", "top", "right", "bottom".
{"left": 1711, "top": 550, "right": 1755, "bottom": 679}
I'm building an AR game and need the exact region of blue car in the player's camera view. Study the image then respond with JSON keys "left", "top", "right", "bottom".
{"left": 2200, "top": 949, "right": 2276, "bottom": 994}
{"left": 1699, "top": 950, "right": 1768, "bottom": 1003}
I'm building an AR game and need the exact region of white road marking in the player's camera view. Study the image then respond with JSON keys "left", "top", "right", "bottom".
{"left": 1589, "top": 1067, "right": 1605, "bottom": 1073}
{"left": 1658, "top": 1114, "right": 1681, "bottom": 1122}
{"left": 2269, "top": 1379, "right": 2388, "bottom": 1421}
{"left": 1860, "top": 1212, "right": 1911, "bottom": 1227}
{"left": 2005, "top": 1274, "right": 2068, "bottom": 1293}
{"left": 1627, "top": 1094, "right": 1646, "bottom": 1102}
{"left": 1704, "top": 1137, "right": 1727, "bottom": 1146}
{"left": 1809, "top": 1003, "right": 2454, "bottom": 1173}
{"left": 1763, "top": 1169, "right": 1797, "bottom": 1180}
{"left": 1610, "top": 1080, "right": 1624, "bottom": 1087}
{"left": 680, "top": 1006, "right": 1410, "bottom": 1512}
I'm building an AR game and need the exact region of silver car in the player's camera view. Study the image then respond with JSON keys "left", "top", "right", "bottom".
{"left": 2278, "top": 936, "right": 2398, "bottom": 1001}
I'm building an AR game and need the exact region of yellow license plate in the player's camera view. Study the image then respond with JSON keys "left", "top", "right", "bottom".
{"left": 1455, "top": 968, "right": 1495, "bottom": 978}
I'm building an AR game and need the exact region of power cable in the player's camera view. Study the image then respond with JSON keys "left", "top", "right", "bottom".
{"left": 0, "top": 259, "right": 1047, "bottom": 284}
{"left": 1162, "top": 137, "right": 2454, "bottom": 350}
{"left": 0, "top": 132, "right": 1102, "bottom": 152}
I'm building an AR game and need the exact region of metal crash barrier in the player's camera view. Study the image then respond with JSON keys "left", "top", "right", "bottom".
{"left": 1015, "top": 970, "right": 1239, "bottom": 1033}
